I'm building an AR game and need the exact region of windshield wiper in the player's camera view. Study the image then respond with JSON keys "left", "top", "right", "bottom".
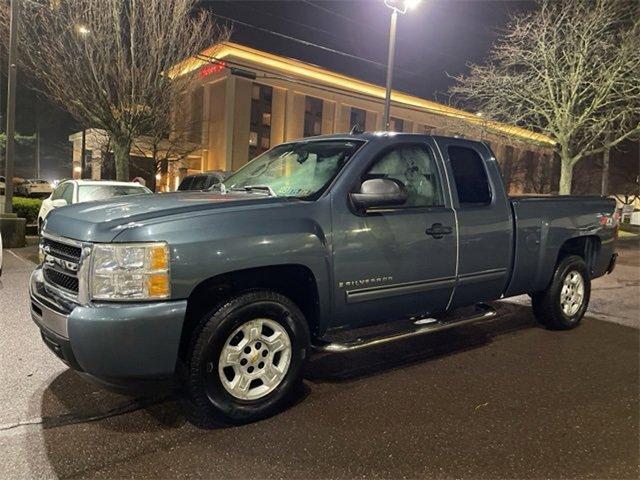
{"left": 228, "top": 185, "right": 276, "bottom": 196}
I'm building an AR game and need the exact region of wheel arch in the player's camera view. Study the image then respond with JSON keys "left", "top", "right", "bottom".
{"left": 556, "top": 235, "right": 601, "bottom": 276}
{"left": 178, "top": 264, "right": 322, "bottom": 360}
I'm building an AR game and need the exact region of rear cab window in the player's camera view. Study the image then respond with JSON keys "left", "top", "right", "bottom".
{"left": 447, "top": 146, "right": 492, "bottom": 206}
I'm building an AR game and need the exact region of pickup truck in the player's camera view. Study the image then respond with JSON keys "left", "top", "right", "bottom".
{"left": 31, "top": 133, "right": 618, "bottom": 426}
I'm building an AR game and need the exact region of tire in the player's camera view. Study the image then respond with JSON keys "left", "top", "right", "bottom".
{"left": 531, "top": 255, "right": 591, "bottom": 330}
{"left": 183, "top": 290, "right": 310, "bottom": 427}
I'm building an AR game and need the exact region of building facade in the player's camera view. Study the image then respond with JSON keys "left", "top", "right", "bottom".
{"left": 72, "top": 42, "right": 568, "bottom": 194}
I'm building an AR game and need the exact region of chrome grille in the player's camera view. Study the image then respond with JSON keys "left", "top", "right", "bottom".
{"left": 43, "top": 267, "right": 79, "bottom": 293}
{"left": 42, "top": 235, "right": 82, "bottom": 297}
{"left": 42, "top": 238, "right": 81, "bottom": 262}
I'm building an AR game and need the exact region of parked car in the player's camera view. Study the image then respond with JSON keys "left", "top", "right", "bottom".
{"left": 37, "top": 180, "right": 152, "bottom": 233}
{"left": 0, "top": 176, "right": 5, "bottom": 196}
{"left": 31, "top": 133, "right": 618, "bottom": 426}
{"left": 16, "top": 179, "right": 53, "bottom": 198}
{"left": 177, "top": 171, "right": 227, "bottom": 191}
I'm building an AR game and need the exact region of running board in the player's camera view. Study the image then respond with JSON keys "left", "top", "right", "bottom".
{"left": 314, "top": 303, "right": 497, "bottom": 353}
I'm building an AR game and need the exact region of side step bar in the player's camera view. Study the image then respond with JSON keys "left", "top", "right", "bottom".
{"left": 314, "top": 303, "right": 497, "bottom": 353}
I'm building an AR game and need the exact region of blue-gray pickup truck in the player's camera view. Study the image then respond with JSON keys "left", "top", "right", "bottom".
{"left": 31, "top": 133, "right": 618, "bottom": 426}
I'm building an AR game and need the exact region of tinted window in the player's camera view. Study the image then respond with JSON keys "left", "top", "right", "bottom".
{"left": 189, "top": 176, "right": 209, "bottom": 190}
{"left": 448, "top": 146, "right": 492, "bottom": 205}
{"left": 177, "top": 176, "right": 194, "bottom": 191}
{"left": 365, "top": 144, "right": 444, "bottom": 208}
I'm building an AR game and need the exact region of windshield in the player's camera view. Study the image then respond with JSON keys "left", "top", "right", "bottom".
{"left": 223, "top": 140, "right": 364, "bottom": 199}
{"left": 78, "top": 185, "right": 150, "bottom": 203}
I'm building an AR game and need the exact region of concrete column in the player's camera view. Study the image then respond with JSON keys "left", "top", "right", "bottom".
{"left": 221, "top": 75, "right": 236, "bottom": 171}
{"left": 91, "top": 150, "right": 102, "bottom": 180}
{"left": 271, "top": 87, "right": 286, "bottom": 146}
{"left": 200, "top": 83, "right": 213, "bottom": 168}
{"left": 335, "top": 104, "right": 350, "bottom": 133}
{"left": 333, "top": 102, "right": 342, "bottom": 134}
{"left": 285, "top": 91, "right": 304, "bottom": 141}
{"left": 232, "top": 78, "right": 252, "bottom": 171}
{"left": 365, "top": 111, "right": 377, "bottom": 132}
{"left": 403, "top": 120, "right": 414, "bottom": 133}
{"left": 321, "top": 100, "right": 336, "bottom": 134}
{"left": 72, "top": 140, "right": 82, "bottom": 179}
{"left": 204, "top": 78, "right": 228, "bottom": 172}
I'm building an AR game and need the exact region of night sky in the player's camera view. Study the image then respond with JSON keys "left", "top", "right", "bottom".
{"left": 4, "top": 0, "right": 533, "bottom": 179}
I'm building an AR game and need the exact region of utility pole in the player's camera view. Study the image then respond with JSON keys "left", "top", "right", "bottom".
{"left": 35, "top": 124, "right": 40, "bottom": 178}
{"left": 382, "top": 8, "right": 398, "bottom": 131}
{"left": 4, "top": 0, "right": 20, "bottom": 214}
{"left": 601, "top": 132, "right": 611, "bottom": 196}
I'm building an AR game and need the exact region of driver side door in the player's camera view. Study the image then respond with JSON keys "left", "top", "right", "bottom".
{"left": 330, "top": 139, "right": 458, "bottom": 330}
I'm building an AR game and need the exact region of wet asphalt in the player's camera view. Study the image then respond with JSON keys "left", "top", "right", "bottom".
{"left": 0, "top": 240, "right": 638, "bottom": 479}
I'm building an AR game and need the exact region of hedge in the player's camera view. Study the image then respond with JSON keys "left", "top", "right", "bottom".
{"left": 12, "top": 197, "right": 42, "bottom": 225}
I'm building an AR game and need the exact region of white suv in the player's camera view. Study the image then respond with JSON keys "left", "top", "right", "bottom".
{"left": 38, "top": 180, "right": 151, "bottom": 233}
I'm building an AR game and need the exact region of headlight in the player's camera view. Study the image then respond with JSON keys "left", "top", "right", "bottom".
{"left": 90, "top": 242, "right": 170, "bottom": 301}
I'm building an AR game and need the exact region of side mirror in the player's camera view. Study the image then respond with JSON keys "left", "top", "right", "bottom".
{"left": 350, "top": 178, "right": 407, "bottom": 210}
{"left": 51, "top": 199, "right": 68, "bottom": 208}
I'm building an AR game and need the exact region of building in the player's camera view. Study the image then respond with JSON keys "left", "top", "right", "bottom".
{"left": 71, "top": 42, "right": 560, "bottom": 193}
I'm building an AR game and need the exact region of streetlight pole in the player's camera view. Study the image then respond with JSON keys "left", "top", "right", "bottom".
{"left": 382, "top": 0, "right": 421, "bottom": 131}
{"left": 4, "top": 0, "right": 20, "bottom": 214}
{"left": 382, "top": 7, "right": 398, "bottom": 131}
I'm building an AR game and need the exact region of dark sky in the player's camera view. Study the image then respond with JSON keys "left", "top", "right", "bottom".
{"left": 4, "top": 0, "right": 533, "bottom": 179}
{"left": 204, "top": 0, "right": 534, "bottom": 100}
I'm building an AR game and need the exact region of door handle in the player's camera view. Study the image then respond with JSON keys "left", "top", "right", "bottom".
{"left": 425, "top": 223, "right": 453, "bottom": 239}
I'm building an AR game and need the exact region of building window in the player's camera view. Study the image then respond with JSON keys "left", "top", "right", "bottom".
{"left": 304, "top": 96, "right": 323, "bottom": 137}
{"left": 249, "top": 83, "right": 273, "bottom": 159}
{"left": 350, "top": 107, "right": 366, "bottom": 130}
{"left": 389, "top": 117, "right": 404, "bottom": 132}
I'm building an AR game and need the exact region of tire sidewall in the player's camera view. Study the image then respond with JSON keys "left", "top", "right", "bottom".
{"left": 551, "top": 256, "right": 591, "bottom": 326}
{"left": 188, "top": 292, "right": 309, "bottom": 424}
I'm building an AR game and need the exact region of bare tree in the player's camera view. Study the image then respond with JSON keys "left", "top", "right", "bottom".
{"left": 130, "top": 96, "right": 202, "bottom": 191}
{"left": 2, "top": 0, "right": 226, "bottom": 181}
{"left": 449, "top": 0, "right": 640, "bottom": 194}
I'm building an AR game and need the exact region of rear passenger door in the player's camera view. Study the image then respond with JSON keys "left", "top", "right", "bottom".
{"left": 435, "top": 138, "right": 513, "bottom": 308}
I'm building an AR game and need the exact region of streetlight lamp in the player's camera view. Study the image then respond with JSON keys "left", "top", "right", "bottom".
{"left": 382, "top": 0, "right": 421, "bottom": 131}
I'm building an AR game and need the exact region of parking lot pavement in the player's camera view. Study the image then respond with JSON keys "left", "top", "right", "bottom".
{"left": 0, "top": 240, "right": 638, "bottom": 479}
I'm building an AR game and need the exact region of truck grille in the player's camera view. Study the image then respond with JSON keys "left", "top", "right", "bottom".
{"left": 42, "top": 236, "right": 83, "bottom": 297}
{"left": 41, "top": 238, "right": 81, "bottom": 262}
{"left": 44, "top": 267, "right": 79, "bottom": 293}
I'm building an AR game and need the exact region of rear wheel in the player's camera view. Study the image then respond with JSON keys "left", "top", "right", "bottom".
{"left": 532, "top": 255, "right": 590, "bottom": 330}
{"left": 183, "top": 290, "right": 309, "bottom": 427}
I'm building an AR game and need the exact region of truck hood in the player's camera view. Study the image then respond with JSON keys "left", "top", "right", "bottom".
{"left": 43, "top": 191, "right": 296, "bottom": 242}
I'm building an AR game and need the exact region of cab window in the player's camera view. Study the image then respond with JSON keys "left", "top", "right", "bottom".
{"left": 448, "top": 146, "right": 492, "bottom": 206}
{"left": 364, "top": 144, "right": 444, "bottom": 208}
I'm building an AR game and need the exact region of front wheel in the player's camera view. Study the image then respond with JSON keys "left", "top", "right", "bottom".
{"left": 183, "top": 290, "right": 310, "bottom": 427}
{"left": 531, "top": 255, "right": 591, "bottom": 330}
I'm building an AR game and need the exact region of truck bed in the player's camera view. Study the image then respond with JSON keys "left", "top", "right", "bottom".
{"left": 505, "top": 195, "right": 617, "bottom": 296}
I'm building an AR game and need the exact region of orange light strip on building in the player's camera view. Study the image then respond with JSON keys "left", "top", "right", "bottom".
{"left": 173, "top": 42, "right": 555, "bottom": 146}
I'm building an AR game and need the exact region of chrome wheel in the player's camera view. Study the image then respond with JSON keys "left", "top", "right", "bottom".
{"left": 560, "top": 270, "right": 585, "bottom": 317}
{"left": 218, "top": 318, "right": 292, "bottom": 401}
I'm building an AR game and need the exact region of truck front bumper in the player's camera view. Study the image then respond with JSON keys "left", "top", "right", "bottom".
{"left": 30, "top": 267, "right": 187, "bottom": 386}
